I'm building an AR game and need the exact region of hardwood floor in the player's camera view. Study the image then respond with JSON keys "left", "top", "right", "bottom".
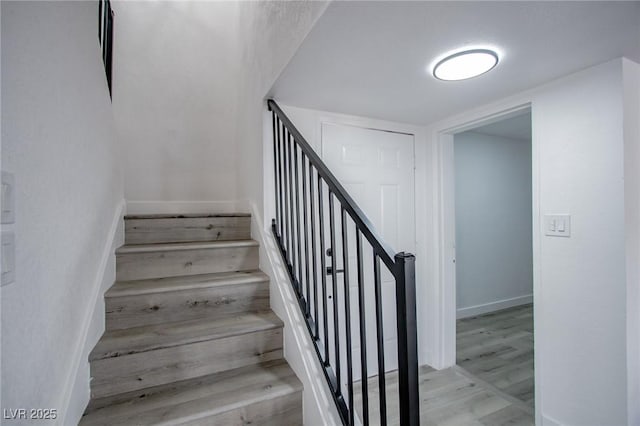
{"left": 456, "top": 304, "right": 534, "bottom": 408}
{"left": 353, "top": 304, "right": 534, "bottom": 425}
{"left": 354, "top": 365, "right": 533, "bottom": 425}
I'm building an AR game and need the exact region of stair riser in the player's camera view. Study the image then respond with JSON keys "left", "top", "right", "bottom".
{"left": 105, "top": 282, "right": 270, "bottom": 330}
{"left": 116, "top": 246, "right": 258, "bottom": 281}
{"left": 90, "top": 328, "right": 283, "bottom": 399}
{"left": 125, "top": 217, "right": 251, "bottom": 245}
{"left": 180, "top": 392, "right": 303, "bottom": 426}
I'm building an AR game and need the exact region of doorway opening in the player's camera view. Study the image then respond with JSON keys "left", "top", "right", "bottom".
{"left": 452, "top": 109, "right": 535, "bottom": 416}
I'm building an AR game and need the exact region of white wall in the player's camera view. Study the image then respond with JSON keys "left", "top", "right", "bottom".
{"left": 454, "top": 131, "right": 533, "bottom": 318}
{"left": 426, "top": 59, "right": 630, "bottom": 425}
{"left": 113, "top": 0, "right": 331, "bottom": 216}
{"left": 1, "top": 1, "right": 123, "bottom": 424}
{"left": 534, "top": 60, "right": 626, "bottom": 426}
{"left": 234, "top": 0, "right": 329, "bottom": 217}
{"left": 622, "top": 58, "right": 640, "bottom": 426}
{"left": 112, "top": 1, "right": 240, "bottom": 214}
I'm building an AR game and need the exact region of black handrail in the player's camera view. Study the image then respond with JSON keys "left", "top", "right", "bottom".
{"left": 268, "top": 99, "right": 419, "bottom": 426}
{"left": 98, "top": 0, "right": 114, "bottom": 97}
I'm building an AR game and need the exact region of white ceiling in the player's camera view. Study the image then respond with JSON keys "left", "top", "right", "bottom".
{"left": 270, "top": 1, "right": 640, "bottom": 125}
{"left": 471, "top": 111, "right": 532, "bottom": 141}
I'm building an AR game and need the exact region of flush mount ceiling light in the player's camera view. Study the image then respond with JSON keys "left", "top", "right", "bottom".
{"left": 432, "top": 49, "right": 499, "bottom": 81}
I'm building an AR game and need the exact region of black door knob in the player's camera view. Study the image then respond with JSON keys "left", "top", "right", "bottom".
{"left": 326, "top": 266, "right": 345, "bottom": 275}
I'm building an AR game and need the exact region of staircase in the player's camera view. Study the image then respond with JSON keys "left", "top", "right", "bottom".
{"left": 81, "top": 213, "right": 303, "bottom": 425}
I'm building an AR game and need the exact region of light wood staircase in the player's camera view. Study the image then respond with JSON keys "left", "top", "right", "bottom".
{"left": 80, "top": 213, "right": 303, "bottom": 425}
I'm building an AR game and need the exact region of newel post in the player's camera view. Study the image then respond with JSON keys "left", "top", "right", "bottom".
{"left": 395, "top": 252, "right": 419, "bottom": 426}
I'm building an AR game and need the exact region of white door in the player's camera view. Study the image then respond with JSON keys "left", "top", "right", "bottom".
{"left": 319, "top": 122, "right": 415, "bottom": 388}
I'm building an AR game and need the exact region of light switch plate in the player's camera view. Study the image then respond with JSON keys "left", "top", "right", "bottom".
{"left": 2, "top": 171, "right": 15, "bottom": 224}
{"left": 544, "top": 214, "right": 571, "bottom": 237}
{"left": 1, "top": 231, "right": 16, "bottom": 286}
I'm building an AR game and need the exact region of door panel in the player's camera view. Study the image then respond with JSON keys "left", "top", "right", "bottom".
{"left": 319, "top": 122, "right": 415, "bottom": 389}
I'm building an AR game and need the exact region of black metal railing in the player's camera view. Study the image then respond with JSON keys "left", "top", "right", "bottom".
{"left": 98, "top": 0, "right": 114, "bottom": 97}
{"left": 268, "top": 99, "right": 419, "bottom": 426}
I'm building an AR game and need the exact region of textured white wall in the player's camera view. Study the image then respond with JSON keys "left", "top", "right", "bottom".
{"left": 0, "top": 1, "right": 123, "bottom": 422}
{"left": 454, "top": 131, "right": 533, "bottom": 317}
{"left": 234, "top": 0, "right": 329, "bottom": 217}
{"left": 112, "top": 1, "right": 240, "bottom": 213}
{"left": 231, "top": 3, "right": 340, "bottom": 424}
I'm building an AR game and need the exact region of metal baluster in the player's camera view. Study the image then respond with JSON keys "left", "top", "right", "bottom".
{"left": 374, "top": 253, "right": 387, "bottom": 425}
{"left": 287, "top": 131, "right": 296, "bottom": 286}
{"left": 302, "top": 155, "right": 311, "bottom": 318}
{"left": 272, "top": 112, "right": 280, "bottom": 235}
{"left": 329, "top": 192, "right": 341, "bottom": 393}
{"left": 278, "top": 123, "right": 291, "bottom": 258}
{"left": 309, "top": 166, "right": 319, "bottom": 339}
{"left": 318, "top": 178, "right": 330, "bottom": 363}
{"left": 341, "top": 208, "right": 354, "bottom": 425}
{"left": 294, "top": 142, "right": 303, "bottom": 297}
{"left": 276, "top": 117, "right": 285, "bottom": 240}
{"left": 356, "top": 230, "right": 369, "bottom": 425}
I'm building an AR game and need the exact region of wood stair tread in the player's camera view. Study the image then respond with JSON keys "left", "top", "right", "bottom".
{"left": 84, "top": 209, "right": 302, "bottom": 423}
{"left": 106, "top": 270, "right": 268, "bottom": 298}
{"left": 125, "top": 213, "right": 251, "bottom": 219}
{"left": 91, "top": 311, "right": 283, "bottom": 361}
{"left": 116, "top": 239, "right": 258, "bottom": 254}
{"left": 81, "top": 360, "right": 302, "bottom": 425}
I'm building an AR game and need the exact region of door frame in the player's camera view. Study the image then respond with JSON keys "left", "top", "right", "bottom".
{"left": 431, "top": 100, "right": 541, "bottom": 424}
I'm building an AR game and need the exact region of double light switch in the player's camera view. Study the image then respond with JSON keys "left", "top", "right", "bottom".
{"left": 544, "top": 214, "right": 571, "bottom": 237}
{"left": 1, "top": 171, "right": 15, "bottom": 286}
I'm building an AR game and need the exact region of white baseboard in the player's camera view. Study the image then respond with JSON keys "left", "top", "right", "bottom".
{"left": 457, "top": 294, "right": 533, "bottom": 319}
{"left": 126, "top": 200, "right": 247, "bottom": 215}
{"left": 542, "top": 414, "right": 564, "bottom": 426}
{"left": 58, "top": 199, "right": 125, "bottom": 425}
{"left": 248, "top": 203, "right": 342, "bottom": 426}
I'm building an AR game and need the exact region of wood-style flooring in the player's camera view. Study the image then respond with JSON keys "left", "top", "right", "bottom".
{"left": 353, "top": 304, "right": 534, "bottom": 425}
{"left": 354, "top": 365, "right": 533, "bottom": 426}
{"left": 456, "top": 304, "right": 534, "bottom": 408}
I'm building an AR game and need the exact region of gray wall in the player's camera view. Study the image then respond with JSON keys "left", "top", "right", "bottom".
{"left": 1, "top": 1, "right": 123, "bottom": 421}
{"left": 454, "top": 130, "right": 533, "bottom": 317}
